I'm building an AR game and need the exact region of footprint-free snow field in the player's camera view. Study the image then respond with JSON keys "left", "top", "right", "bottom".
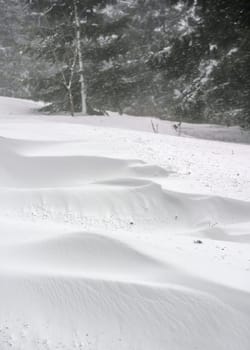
{"left": 0, "top": 97, "right": 250, "bottom": 350}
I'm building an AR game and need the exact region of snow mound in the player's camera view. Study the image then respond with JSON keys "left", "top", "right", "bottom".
{"left": 0, "top": 231, "right": 169, "bottom": 283}
{"left": 1, "top": 270, "right": 249, "bottom": 350}
{"left": 0, "top": 220, "right": 249, "bottom": 350}
{"left": 0, "top": 137, "right": 169, "bottom": 187}
{"left": 0, "top": 96, "right": 42, "bottom": 117}
{"left": 0, "top": 176, "right": 249, "bottom": 243}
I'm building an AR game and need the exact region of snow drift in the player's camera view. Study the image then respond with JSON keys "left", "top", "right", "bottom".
{"left": 0, "top": 97, "right": 250, "bottom": 350}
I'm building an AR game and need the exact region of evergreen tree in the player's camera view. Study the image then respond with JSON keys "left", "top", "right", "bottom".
{"left": 26, "top": 0, "right": 130, "bottom": 115}
{"left": 122, "top": 0, "right": 199, "bottom": 117}
{"left": 195, "top": 0, "right": 250, "bottom": 127}
{"left": 0, "top": 0, "right": 30, "bottom": 98}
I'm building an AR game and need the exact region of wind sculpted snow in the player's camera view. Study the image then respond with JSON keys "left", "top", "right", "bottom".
{"left": 0, "top": 97, "right": 250, "bottom": 350}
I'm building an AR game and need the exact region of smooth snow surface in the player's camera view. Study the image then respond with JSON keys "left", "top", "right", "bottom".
{"left": 0, "top": 96, "right": 250, "bottom": 350}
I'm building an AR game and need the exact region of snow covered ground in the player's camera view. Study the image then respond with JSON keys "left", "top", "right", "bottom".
{"left": 0, "top": 96, "right": 250, "bottom": 350}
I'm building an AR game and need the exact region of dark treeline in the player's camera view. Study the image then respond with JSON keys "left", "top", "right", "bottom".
{"left": 0, "top": 0, "right": 249, "bottom": 127}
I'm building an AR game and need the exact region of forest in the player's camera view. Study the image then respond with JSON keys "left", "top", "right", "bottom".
{"left": 0, "top": 0, "right": 249, "bottom": 127}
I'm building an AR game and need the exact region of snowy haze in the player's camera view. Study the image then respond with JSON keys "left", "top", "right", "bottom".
{"left": 0, "top": 96, "right": 250, "bottom": 349}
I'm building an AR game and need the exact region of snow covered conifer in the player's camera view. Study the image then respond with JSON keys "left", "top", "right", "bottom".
{"left": 26, "top": 0, "right": 130, "bottom": 115}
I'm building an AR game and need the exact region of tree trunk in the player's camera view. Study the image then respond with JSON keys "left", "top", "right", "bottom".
{"left": 73, "top": 0, "right": 87, "bottom": 115}
{"left": 68, "top": 87, "right": 75, "bottom": 117}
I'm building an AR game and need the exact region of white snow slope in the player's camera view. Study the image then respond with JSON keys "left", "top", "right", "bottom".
{"left": 0, "top": 96, "right": 250, "bottom": 350}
